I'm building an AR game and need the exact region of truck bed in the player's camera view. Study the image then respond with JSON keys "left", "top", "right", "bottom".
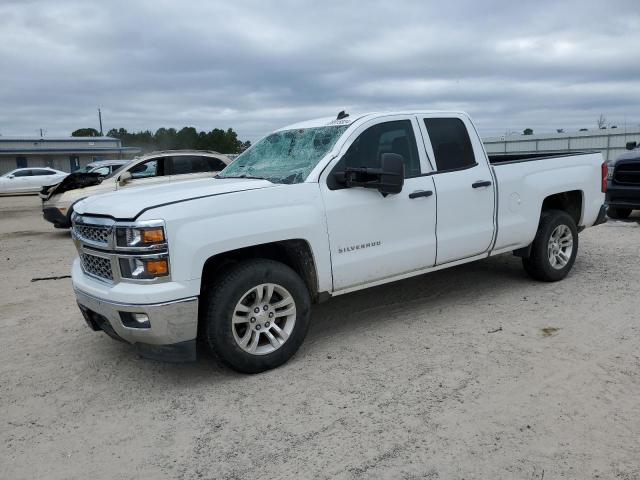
{"left": 490, "top": 150, "right": 604, "bottom": 254}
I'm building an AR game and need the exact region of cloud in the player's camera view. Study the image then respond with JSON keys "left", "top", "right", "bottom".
{"left": 0, "top": 0, "right": 639, "bottom": 141}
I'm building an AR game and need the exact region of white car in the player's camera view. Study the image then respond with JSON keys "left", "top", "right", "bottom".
{"left": 70, "top": 110, "right": 607, "bottom": 373}
{"left": 41, "top": 150, "right": 231, "bottom": 228}
{"left": 0, "top": 167, "right": 68, "bottom": 195}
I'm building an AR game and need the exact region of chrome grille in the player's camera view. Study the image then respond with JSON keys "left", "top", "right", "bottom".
{"left": 80, "top": 252, "right": 113, "bottom": 281}
{"left": 74, "top": 224, "right": 111, "bottom": 244}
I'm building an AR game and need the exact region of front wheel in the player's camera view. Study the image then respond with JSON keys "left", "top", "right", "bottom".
{"left": 522, "top": 210, "right": 578, "bottom": 282}
{"left": 203, "top": 259, "right": 311, "bottom": 373}
{"left": 608, "top": 207, "right": 632, "bottom": 220}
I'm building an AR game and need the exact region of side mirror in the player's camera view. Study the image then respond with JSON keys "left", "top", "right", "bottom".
{"left": 340, "top": 153, "right": 405, "bottom": 196}
{"left": 118, "top": 171, "right": 132, "bottom": 185}
{"left": 8, "top": 175, "right": 14, "bottom": 179}
{"left": 378, "top": 153, "right": 405, "bottom": 195}
{"left": 626, "top": 141, "right": 637, "bottom": 151}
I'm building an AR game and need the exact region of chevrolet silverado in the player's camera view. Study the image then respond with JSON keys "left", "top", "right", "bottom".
{"left": 69, "top": 111, "right": 608, "bottom": 373}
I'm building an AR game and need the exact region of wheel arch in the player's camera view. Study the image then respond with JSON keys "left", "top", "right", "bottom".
{"left": 200, "top": 239, "right": 320, "bottom": 303}
{"left": 540, "top": 190, "right": 583, "bottom": 226}
{"left": 515, "top": 190, "right": 584, "bottom": 259}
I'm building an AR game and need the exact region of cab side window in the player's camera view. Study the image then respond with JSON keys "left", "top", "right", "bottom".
{"left": 337, "top": 120, "right": 421, "bottom": 179}
{"left": 129, "top": 158, "right": 165, "bottom": 179}
{"left": 167, "top": 156, "right": 226, "bottom": 175}
{"left": 423, "top": 118, "right": 476, "bottom": 172}
{"left": 13, "top": 170, "right": 32, "bottom": 177}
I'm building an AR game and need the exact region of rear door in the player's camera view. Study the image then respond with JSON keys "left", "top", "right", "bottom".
{"left": 417, "top": 114, "right": 495, "bottom": 264}
{"left": 30, "top": 169, "right": 60, "bottom": 190}
{"left": 166, "top": 155, "right": 227, "bottom": 182}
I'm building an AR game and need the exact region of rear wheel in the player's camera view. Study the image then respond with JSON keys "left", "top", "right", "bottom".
{"left": 203, "top": 259, "right": 311, "bottom": 373}
{"left": 522, "top": 210, "right": 578, "bottom": 282}
{"left": 608, "top": 207, "right": 632, "bottom": 220}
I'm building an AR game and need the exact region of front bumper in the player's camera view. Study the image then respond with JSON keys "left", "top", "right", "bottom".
{"left": 75, "top": 288, "right": 199, "bottom": 362}
{"left": 43, "top": 207, "right": 70, "bottom": 227}
{"left": 606, "top": 182, "right": 640, "bottom": 209}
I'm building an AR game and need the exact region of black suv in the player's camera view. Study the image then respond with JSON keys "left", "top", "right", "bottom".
{"left": 607, "top": 142, "right": 640, "bottom": 219}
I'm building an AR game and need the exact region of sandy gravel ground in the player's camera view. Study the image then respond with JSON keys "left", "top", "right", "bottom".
{"left": 1, "top": 195, "right": 639, "bottom": 480}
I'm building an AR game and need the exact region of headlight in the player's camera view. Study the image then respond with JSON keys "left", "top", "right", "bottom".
{"left": 119, "top": 255, "right": 170, "bottom": 280}
{"left": 607, "top": 163, "right": 615, "bottom": 180}
{"left": 115, "top": 223, "right": 166, "bottom": 249}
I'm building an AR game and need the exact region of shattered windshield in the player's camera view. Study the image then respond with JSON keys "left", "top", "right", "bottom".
{"left": 218, "top": 125, "right": 349, "bottom": 184}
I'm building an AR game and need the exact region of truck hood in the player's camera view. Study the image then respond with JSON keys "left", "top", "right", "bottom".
{"left": 73, "top": 177, "right": 275, "bottom": 219}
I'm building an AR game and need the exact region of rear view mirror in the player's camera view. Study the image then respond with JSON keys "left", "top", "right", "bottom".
{"left": 8, "top": 175, "right": 14, "bottom": 179}
{"left": 119, "top": 171, "right": 132, "bottom": 185}
{"left": 626, "top": 141, "right": 637, "bottom": 150}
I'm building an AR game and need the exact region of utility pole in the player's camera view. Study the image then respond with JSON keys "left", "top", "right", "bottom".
{"left": 39, "top": 128, "right": 43, "bottom": 138}
{"left": 98, "top": 108, "right": 103, "bottom": 136}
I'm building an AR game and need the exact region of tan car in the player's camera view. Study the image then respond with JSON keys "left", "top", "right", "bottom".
{"left": 41, "top": 150, "right": 231, "bottom": 228}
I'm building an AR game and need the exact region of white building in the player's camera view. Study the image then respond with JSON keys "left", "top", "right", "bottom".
{"left": 483, "top": 128, "right": 640, "bottom": 162}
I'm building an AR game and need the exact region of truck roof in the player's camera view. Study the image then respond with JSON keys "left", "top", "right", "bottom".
{"left": 276, "top": 110, "right": 470, "bottom": 132}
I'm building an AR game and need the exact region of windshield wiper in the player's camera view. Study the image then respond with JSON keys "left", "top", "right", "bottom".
{"left": 217, "top": 174, "right": 268, "bottom": 180}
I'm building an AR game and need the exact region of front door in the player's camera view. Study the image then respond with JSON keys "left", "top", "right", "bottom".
{"left": 10, "top": 169, "right": 33, "bottom": 192}
{"left": 320, "top": 116, "right": 437, "bottom": 291}
{"left": 417, "top": 115, "right": 496, "bottom": 264}
{"left": 117, "top": 157, "right": 170, "bottom": 190}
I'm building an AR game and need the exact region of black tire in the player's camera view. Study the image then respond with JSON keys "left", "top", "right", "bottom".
{"left": 522, "top": 209, "right": 578, "bottom": 282}
{"left": 203, "top": 259, "right": 311, "bottom": 373}
{"left": 608, "top": 207, "right": 632, "bottom": 220}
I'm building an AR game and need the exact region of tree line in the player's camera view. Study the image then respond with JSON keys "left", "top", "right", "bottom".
{"left": 71, "top": 127, "right": 251, "bottom": 154}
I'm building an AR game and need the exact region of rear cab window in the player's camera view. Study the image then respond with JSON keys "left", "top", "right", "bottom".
{"left": 423, "top": 118, "right": 477, "bottom": 172}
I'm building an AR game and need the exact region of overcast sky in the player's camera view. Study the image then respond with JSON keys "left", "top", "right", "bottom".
{"left": 0, "top": 0, "right": 639, "bottom": 141}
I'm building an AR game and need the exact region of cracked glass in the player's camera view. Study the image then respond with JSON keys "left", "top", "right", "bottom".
{"left": 218, "top": 125, "right": 349, "bottom": 184}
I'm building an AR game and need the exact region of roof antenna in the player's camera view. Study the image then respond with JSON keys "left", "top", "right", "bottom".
{"left": 336, "top": 110, "right": 349, "bottom": 120}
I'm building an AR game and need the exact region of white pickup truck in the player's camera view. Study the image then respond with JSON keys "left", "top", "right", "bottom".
{"left": 70, "top": 111, "right": 608, "bottom": 373}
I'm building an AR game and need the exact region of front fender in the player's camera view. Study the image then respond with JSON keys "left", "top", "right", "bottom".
{"left": 140, "top": 183, "right": 333, "bottom": 295}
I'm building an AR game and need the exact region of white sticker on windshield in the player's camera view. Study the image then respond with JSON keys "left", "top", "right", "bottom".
{"left": 326, "top": 118, "right": 352, "bottom": 126}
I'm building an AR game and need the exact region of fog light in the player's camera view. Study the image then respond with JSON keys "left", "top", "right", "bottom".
{"left": 132, "top": 313, "right": 149, "bottom": 323}
{"left": 120, "top": 311, "right": 151, "bottom": 329}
